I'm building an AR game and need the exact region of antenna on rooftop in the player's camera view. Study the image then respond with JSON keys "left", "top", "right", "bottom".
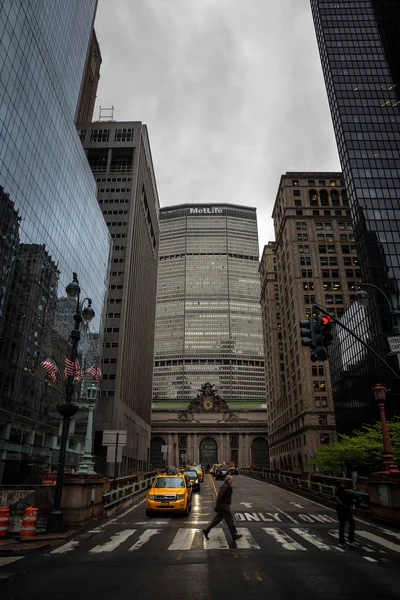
{"left": 98, "top": 106, "right": 114, "bottom": 121}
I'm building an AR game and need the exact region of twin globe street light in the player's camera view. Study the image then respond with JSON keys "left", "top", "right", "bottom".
{"left": 47, "top": 273, "right": 95, "bottom": 533}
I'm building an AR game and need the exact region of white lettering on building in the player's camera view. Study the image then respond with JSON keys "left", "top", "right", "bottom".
{"left": 189, "top": 207, "right": 224, "bottom": 215}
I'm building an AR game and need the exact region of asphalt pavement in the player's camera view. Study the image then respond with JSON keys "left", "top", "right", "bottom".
{"left": 1, "top": 474, "right": 400, "bottom": 599}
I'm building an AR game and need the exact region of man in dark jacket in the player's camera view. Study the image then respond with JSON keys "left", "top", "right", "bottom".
{"left": 335, "top": 481, "right": 357, "bottom": 545}
{"left": 203, "top": 475, "right": 242, "bottom": 542}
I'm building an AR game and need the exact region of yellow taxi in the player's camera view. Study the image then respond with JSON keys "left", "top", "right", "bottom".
{"left": 146, "top": 473, "right": 192, "bottom": 517}
{"left": 188, "top": 464, "right": 204, "bottom": 482}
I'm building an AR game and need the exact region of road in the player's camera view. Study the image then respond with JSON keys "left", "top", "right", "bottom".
{"left": 1, "top": 474, "right": 400, "bottom": 599}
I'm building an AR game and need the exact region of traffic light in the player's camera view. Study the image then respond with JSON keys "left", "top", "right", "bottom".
{"left": 320, "top": 315, "right": 333, "bottom": 346}
{"left": 299, "top": 318, "right": 315, "bottom": 348}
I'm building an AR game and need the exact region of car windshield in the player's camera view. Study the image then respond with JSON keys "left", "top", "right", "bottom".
{"left": 183, "top": 471, "right": 197, "bottom": 479}
{"left": 154, "top": 477, "right": 185, "bottom": 488}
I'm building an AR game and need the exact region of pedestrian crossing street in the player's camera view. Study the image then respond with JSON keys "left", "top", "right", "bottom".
{"left": 43, "top": 525, "right": 400, "bottom": 562}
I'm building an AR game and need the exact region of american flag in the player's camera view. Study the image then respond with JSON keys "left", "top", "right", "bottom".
{"left": 40, "top": 357, "right": 59, "bottom": 383}
{"left": 74, "top": 358, "right": 83, "bottom": 382}
{"left": 85, "top": 364, "right": 102, "bottom": 382}
{"left": 64, "top": 357, "right": 75, "bottom": 379}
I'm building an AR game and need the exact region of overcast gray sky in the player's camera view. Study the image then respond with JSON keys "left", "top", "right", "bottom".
{"left": 94, "top": 0, "right": 341, "bottom": 252}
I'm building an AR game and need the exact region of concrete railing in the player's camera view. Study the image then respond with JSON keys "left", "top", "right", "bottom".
{"left": 241, "top": 468, "right": 370, "bottom": 507}
{"left": 103, "top": 475, "right": 157, "bottom": 510}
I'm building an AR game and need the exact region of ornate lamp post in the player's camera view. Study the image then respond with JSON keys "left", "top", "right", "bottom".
{"left": 75, "top": 384, "right": 98, "bottom": 476}
{"left": 372, "top": 384, "right": 400, "bottom": 474}
{"left": 47, "top": 273, "right": 95, "bottom": 533}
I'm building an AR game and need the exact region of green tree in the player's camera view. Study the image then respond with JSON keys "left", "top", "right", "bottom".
{"left": 309, "top": 418, "right": 400, "bottom": 474}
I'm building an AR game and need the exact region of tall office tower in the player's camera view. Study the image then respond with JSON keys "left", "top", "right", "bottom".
{"left": 153, "top": 204, "right": 265, "bottom": 405}
{"left": 79, "top": 121, "right": 160, "bottom": 475}
{"left": 310, "top": 1, "right": 400, "bottom": 420}
{"left": 260, "top": 173, "right": 360, "bottom": 472}
{"left": 0, "top": 1, "right": 110, "bottom": 485}
{"left": 75, "top": 30, "right": 102, "bottom": 124}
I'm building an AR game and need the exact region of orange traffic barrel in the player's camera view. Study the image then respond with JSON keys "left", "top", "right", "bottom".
{"left": 0, "top": 508, "right": 10, "bottom": 538}
{"left": 20, "top": 507, "right": 38, "bottom": 539}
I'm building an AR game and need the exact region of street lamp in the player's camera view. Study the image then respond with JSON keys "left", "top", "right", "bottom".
{"left": 75, "top": 384, "right": 98, "bottom": 476}
{"left": 356, "top": 283, "right": 400, "bottom": 335}
{"left": 372, "top": 384, "right": 400, "bottom": 474}
{"left": 47, "top": 273, "right": 95, "bottom": 533}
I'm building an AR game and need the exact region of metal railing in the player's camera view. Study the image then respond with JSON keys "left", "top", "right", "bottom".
{"left": 103, "top": 474, "right": 157, "bottom": 510}
{"left": 241, "top": 469, "right": 369, "bottom": 506}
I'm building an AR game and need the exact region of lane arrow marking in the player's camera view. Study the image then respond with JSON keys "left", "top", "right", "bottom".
{"left": 240, "top": 502, "right": 253, "bottom": 508}
{"left": 289, "top": 502, "right": 304, "bottom": 509}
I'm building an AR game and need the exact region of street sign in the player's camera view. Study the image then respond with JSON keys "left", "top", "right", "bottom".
{"left": 388, "top": 336, "right": 400, "bottom": 354}
{"left": 106, "top": 445, "right": 123, "bottom": 464}
{"left": 161, "top": 445, "right": 170, "bottom": 453}
{"left": 103, "top": 430, "right": 127, "bottom": 446}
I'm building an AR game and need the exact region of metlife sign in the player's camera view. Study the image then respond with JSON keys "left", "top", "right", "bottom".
{"left": 189, "top": 207, "right": 224, "bottom": 215}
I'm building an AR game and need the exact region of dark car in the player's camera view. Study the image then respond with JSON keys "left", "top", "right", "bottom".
{"left": 229, "top": 466, "right": 239, "bottom": 475}
{"left": 182, "top": 469, "right": 201, "bottom": 492}
{"left": 215, "top": 465, "right": 229, "bottom": 480}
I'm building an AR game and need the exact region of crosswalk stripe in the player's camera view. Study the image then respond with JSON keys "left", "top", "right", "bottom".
{"left": 262, "top": 527, "right": 306, "bottom": 551}
{"left": 291, "top": 528, "right": 331, "bottom": 551}
{"left": 0, "top": 556, "right": 24, "bottom": 567}
{"left": 235, "top": 528, "right": 260, "bottom": 549}
{"left": 204, "top": 528, "right": 229, "bottom": 550}
{"left": 357, "top": 530, "right": 400, "bottom": 553}
{"left": 168, "top": 528, "right": 197, "bottom": 550}
{"left": 129, "top": 529, "right": 160, "bottom": 551}
{"left": 89, "top": 529, "right": 136, "bottom": 553}
{"left": 50, "top": 541, "right": 80, "bottom": 554}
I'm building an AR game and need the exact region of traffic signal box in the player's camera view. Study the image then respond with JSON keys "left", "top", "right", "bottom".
{"left": 299, "top": 316, "right": 332, "bottom": 362}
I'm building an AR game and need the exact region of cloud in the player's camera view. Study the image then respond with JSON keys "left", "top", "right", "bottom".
{"left": 95, "top": 0, "right": 340, "bottom": 252}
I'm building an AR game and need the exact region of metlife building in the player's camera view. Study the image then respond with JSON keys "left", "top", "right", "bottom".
{"left": 153, "top": 204, "right": 266, "bottom": 407}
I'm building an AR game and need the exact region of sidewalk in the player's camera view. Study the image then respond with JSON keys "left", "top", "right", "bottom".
{"left": 0, "top": 532, "right": 75, "bottom": 555}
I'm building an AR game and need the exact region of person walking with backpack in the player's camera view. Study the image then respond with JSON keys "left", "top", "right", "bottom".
{"left": 203, "top": 475, "right": 242, "bottom": 543}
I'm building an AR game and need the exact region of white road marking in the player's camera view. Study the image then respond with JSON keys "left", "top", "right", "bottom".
{"left": 128, "top": 529, "right": 160, "bottom": 551}
{"left": 240, "top": 502, "right": 253, "bottom": 508}
{"left": 89, "top": 529, "right": 136, "bottom": 553}
{"left": 50, "top": 541, "right": 80, "bottom": 554}
{"left": 168, "top": 528, "right": 197, "bottom": 551}
{"left": 271, "top": 506, "right": 299, "bottom": 524}
{"left": 134, "top": 521, "right": 170, "bottom": 526}
{"left": 204, "top": 527, "right": 229, "bottom": 550}
{"left": 88, "top": 528, "right": 102, "bottom": 533}
{"left": 102, "top": 499, "right": 146, "bottom": 527}
{"left": 357, "top": 530, "right": 400, "bottom": 553}
{"left": 378, "top": 527, "right": 400, "bottom": 541}
{"left": 263, "top": 527, "right": 306, "bottom": 551}
{"left": 289, "top": 502, "right": 303, "bottom": 508}
{"left": 235, "top": 528, "right": 260, "bottom": 549}
{"left": 0, "top": 556, "right": 24, "bottom": 567}
{"left": 363, "top": 556, "right": 378, "bottom": 563}
{"left": 291, "top": 528, "right": 331, "bottom": 551}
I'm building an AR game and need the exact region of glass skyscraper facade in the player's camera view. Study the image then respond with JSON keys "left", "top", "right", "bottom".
{"left": 0, "top": 1, "right": 111, "bottom": 484}
{"left": 311, "top": 1, "right": 400, "bottom": 427}
{"left": 153, "top": 204, "right": 265, "bottom": 406}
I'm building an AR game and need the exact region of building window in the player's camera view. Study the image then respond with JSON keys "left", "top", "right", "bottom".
{"left": 300, "top": 256, "right": 311, "bottom": 266}
{"left": 114, "top": 128, "right": 134, "bottom": 142}
{"left": 292, "top": 180, "right": 299, "bottom": 186}
{"left": 293, "top": 190, "right": 301, "bottom": 197}
{"left": 294, "top": 199, "right": 302, "bottom": 206}
{"left": 90, "top": 129, "right": 110, "bottom": 142}
{"left": 303, "top": 281, "right": 314, "bottom": 291}
{"left": 315, "top": 396, "right": 327, "bottom": 408}
{"left": 320, "top": 433, "right": 330, "bottom": 445}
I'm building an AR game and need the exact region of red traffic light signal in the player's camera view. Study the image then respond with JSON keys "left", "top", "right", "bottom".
{"left": 319, "top": 315, "right": 333, "bottom": 346}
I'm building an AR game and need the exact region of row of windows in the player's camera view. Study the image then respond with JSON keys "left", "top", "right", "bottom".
{"left": 98, "top": 188, "right": 131, "bottom": 193}
{"left": 99, "top": 199, "right": 129, "bottom": 205}
{"left": 292, "top": 179, "right": 343, "bottom": 186}
{"left": 106, "top": 313, "right": 121, "bottom": 318}
{"left": 96, "top": 177, "right": 132, "bottom": 183}
{"left": 79, "top": 128, "right": 135, "bottom": 143}
{"left": 103, "top": 210, "right": 128, "bottom": 215}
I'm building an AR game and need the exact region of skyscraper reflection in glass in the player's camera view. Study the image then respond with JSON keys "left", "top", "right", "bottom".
{"left": 0, "top": 1, "right": 110, "bottom": 484}
{"left": 153, "top": 204, "right": 265, "bottom": 404}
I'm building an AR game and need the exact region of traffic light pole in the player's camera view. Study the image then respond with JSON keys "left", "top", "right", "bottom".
{"left": 312, "top": 303, "right": 400, "bottom": 382}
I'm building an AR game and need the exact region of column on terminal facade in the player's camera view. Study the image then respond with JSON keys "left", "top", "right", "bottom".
{"left": 192, "top": 433, "right": 198, "bottom": 464}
